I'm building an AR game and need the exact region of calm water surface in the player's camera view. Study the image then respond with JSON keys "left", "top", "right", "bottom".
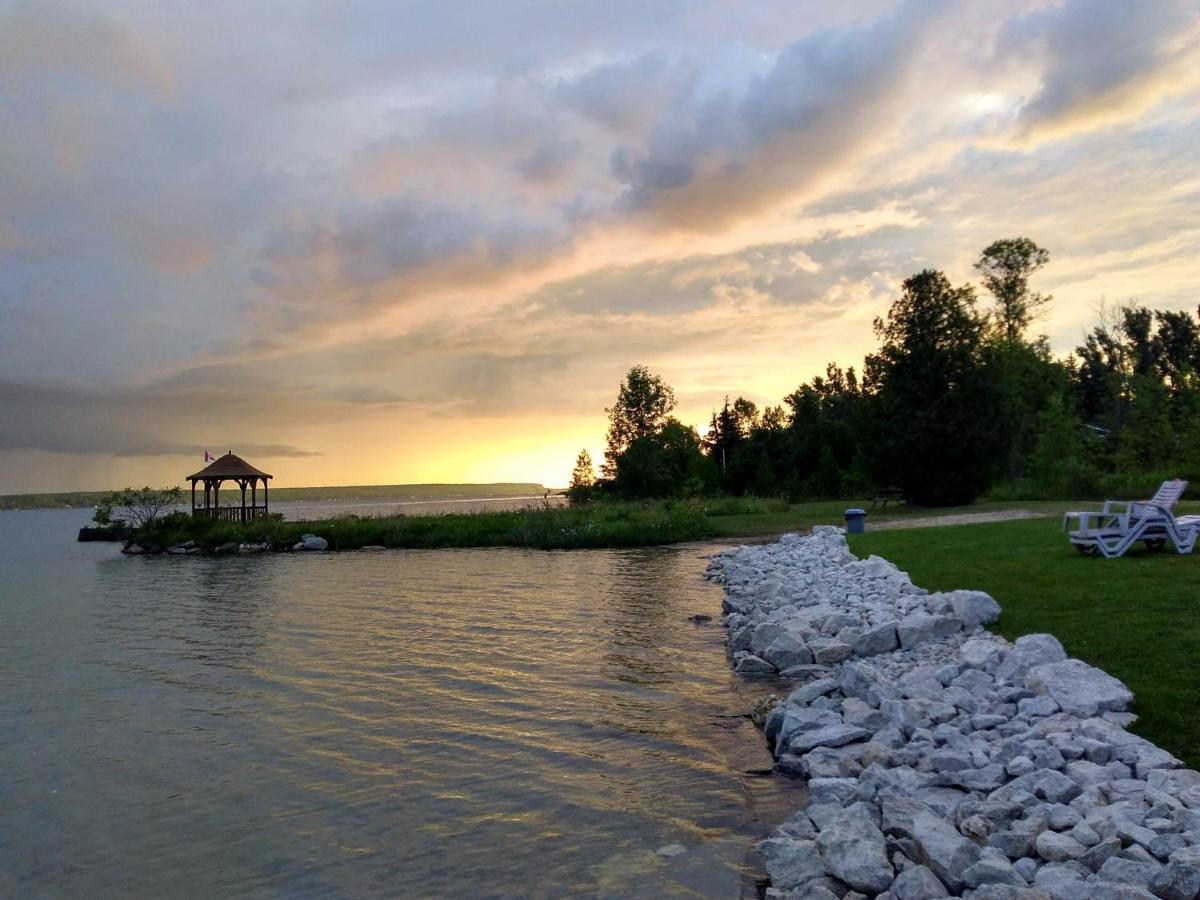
{"left": 0, "top": 507, "right": 798, "bottom": 899}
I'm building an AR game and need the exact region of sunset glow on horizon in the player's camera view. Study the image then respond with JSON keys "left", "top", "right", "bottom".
{"left": 3, "top": 1, "right": 1199, "bottom": 492}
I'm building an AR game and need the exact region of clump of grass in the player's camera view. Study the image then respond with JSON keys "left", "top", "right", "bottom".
{"left": 701, "top": 496, "right": 790, "bottom": 517}
{"left": 135, "top": 500, "right": 715, "bottom": 551}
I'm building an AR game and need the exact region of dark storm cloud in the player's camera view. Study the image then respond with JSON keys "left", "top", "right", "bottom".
{"left": 0, "top": 380, "right": 319, "bottom": 458}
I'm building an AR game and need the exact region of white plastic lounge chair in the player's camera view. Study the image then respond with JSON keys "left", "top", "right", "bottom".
{"left": 1063, "top": 479, "right": 1186, "bottom": 534}
{"left": 1098, "top": 478, "right": 1187, "bottom": 531}
{"left": 1065, "top": 479, "right": 1193, "bottom": 557}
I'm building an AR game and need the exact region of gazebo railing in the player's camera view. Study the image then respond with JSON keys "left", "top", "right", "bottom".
{"left": 192, "top": 506, "right": 270, "bottom": 522}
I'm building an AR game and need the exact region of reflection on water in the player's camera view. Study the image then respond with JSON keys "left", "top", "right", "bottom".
{"left": 0, "top": 509, "right": 798, "bottom": 899}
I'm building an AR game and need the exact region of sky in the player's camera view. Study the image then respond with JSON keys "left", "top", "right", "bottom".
{"left": 2, "top": 0, "right": 1199, "bottom": 492}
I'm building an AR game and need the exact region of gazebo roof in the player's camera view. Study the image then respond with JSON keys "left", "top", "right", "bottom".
{"left": 187, "top": 452, "right": 272, "bottom": 482}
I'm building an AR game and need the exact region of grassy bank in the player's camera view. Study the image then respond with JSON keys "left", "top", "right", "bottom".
{"left": 132, "top": 496, "right": 1089, "bottom": 553}
{"left": 136, "top": 501, "right": 716, "bottom": 551}
{"left": 848, "top": 517, "right": 1200, "bottom": 768}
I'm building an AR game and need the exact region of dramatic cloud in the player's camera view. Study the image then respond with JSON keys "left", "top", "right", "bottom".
{"left": 1, "top": 0, "right": 1198, "bottom": 490}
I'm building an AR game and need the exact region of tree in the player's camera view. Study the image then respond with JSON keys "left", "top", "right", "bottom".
{"left": 566, "top": 450, "right": 597, "bottom": 505}
{"left": 93, "top": 486, "right": 184, "bottom": 528}
{"left": 602, "top": 365, "right": 676, "bottom": 478}
{"left": 865, "top": 269, "right": 1000, "bottom": 506}
{"left": 703, "top": 396, "right": 757, "bottom": 478}
{"left": 975, "top": 238, "right": 1051, "bottom": 342}
{"left": 610, "top": 418, "right": 715, "bottom": 498}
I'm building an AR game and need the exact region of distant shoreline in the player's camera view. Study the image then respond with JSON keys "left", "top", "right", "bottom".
{"left": 0, "top": 482, "right": 554, "bottom": 511}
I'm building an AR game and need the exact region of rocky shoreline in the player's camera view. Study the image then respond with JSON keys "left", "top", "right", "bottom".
{"left": 709, "top": 527, "right": 1200, "bottom": 900}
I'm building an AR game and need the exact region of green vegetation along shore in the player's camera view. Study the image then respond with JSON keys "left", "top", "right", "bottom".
{"left": 130, "top": 496, "right": 1114, "bottom": 553}
{"left": 850, "top": 516, "right": 1200, "bottom": 769}
{"left": 135, "top": 500, "right": 713, "bottom": 551}
{"left": 2, "top": 482, "right": 549, "bottom": 510}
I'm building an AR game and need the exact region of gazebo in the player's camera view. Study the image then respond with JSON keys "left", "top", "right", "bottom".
{"left": 188, "top": 452, "right": 272, "bottom": 522}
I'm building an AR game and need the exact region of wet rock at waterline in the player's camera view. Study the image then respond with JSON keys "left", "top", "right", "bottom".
{"left": 294, "top": 533, "right": 329, "bottom": 551}
{"left": 710, "top": 527, "right": 1200, "bottom": 899}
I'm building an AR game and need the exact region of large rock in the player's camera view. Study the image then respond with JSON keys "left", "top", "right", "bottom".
{"left": 994, "top": 633, "right": 1067, "bottom": 682}
{"left": 763, "top": 632, "right": 813, "bottom": 670}
{"left": 789, "top": 724, "right": 871, "bottom": 754}
{"left": 882, "top": 797, "right": 981, "bottom": 892}
{"left": 777, "top": 707, "right": 842, "bottom": 749}
{"left": 897, "top": 614, "right": 960, "bottom": 650}
{"left": 734, "top": 654, "right": 776, "bottom": 676}
{"left": 295, "top": 533, "right": 329, "bottom": 551}
{"left": 945, "top": 589, "right": 1003, "bottom": 627}
{"left": 807, "top": 637, "right": 853, "bottom": 666}
{"left": 756, "top": 837, "right": 825, "bottom": 891}
{"left": 750, "top": 622, "right": 786, "bottom": 657}
{"left": 852, "top": 621, "right": 899, "bottom": 658}
{"left": 960, "top": 637, "right": 1004, "bottom": 670}
{"left": 1025, "top": 659, "right": 1134, "bottom": 717}
{"left": 815, "top": 804, "right": 894, "bottom": 893}
{"left": 840, "top": 661, "right": 898, "bottom": 707}
{"left": 889, "top": 865, "right": 949, "bottom": 899}
{"left": 1036, "top": 830, "right": 1087, "bottom": 862}
{"left": 1149, "top": 860, "right": 1200, "bottom": 900}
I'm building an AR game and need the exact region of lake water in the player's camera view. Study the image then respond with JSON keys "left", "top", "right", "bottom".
{"left": 0, "top": 506, "right": 799, "bottom": 898}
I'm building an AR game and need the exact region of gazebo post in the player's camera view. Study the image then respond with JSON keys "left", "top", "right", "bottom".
{"left": 252, "top": 479, "right": 257, "bottom": 519}
{"left": 240, "top": 479, "right": 247, "bottom": 522}
{"left": 264, "top": 480, "right": 269, "bottom": 515}
{"left": 191, "top": 480, "right": 196, "bottom": 515}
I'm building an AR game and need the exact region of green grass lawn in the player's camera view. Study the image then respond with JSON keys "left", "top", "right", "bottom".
{"left": 705, "top": 498, "right": 1083, "bottom": 539}
{"left": 848, "top": 517, "right": 1200, "bottom": 768}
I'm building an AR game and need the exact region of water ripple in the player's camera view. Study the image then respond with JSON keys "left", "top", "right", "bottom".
{"left": 0, "top": 510, "right": 801, "bottom": 899}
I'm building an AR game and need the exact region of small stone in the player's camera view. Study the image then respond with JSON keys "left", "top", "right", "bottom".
{"left": 656, "top": 843, "right": 686, "bottom": 857}
{"left": 1097, "top": 856, "right": 1162, "bottom": 885}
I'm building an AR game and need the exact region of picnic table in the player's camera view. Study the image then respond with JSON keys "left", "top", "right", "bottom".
{"left": 871, "top": 488, "right": 905, "bottom": 509}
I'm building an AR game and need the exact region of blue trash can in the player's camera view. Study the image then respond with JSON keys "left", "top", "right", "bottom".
{"left": 845, "top": 508, "right": 867, "bottom": 534}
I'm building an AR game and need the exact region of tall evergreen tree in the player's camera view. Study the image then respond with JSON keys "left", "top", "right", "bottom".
{"left": 567, "top": 449, "right": 596, "bottom": 505}
{"left": 866, "top": 269, "right": 1000, "bottom": 505}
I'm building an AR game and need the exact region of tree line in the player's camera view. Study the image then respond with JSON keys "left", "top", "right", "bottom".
{"left": 569, "top": 238, "right": 1200, "bottom": 506}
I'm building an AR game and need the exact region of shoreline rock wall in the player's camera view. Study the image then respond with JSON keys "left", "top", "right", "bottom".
{"left": 709, "top": 527, "right": 1200, "bottom": 900}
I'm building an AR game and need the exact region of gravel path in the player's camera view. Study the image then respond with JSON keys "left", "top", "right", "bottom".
{"left": 870, "top": 509, "right": 1050, "bottom": 531}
